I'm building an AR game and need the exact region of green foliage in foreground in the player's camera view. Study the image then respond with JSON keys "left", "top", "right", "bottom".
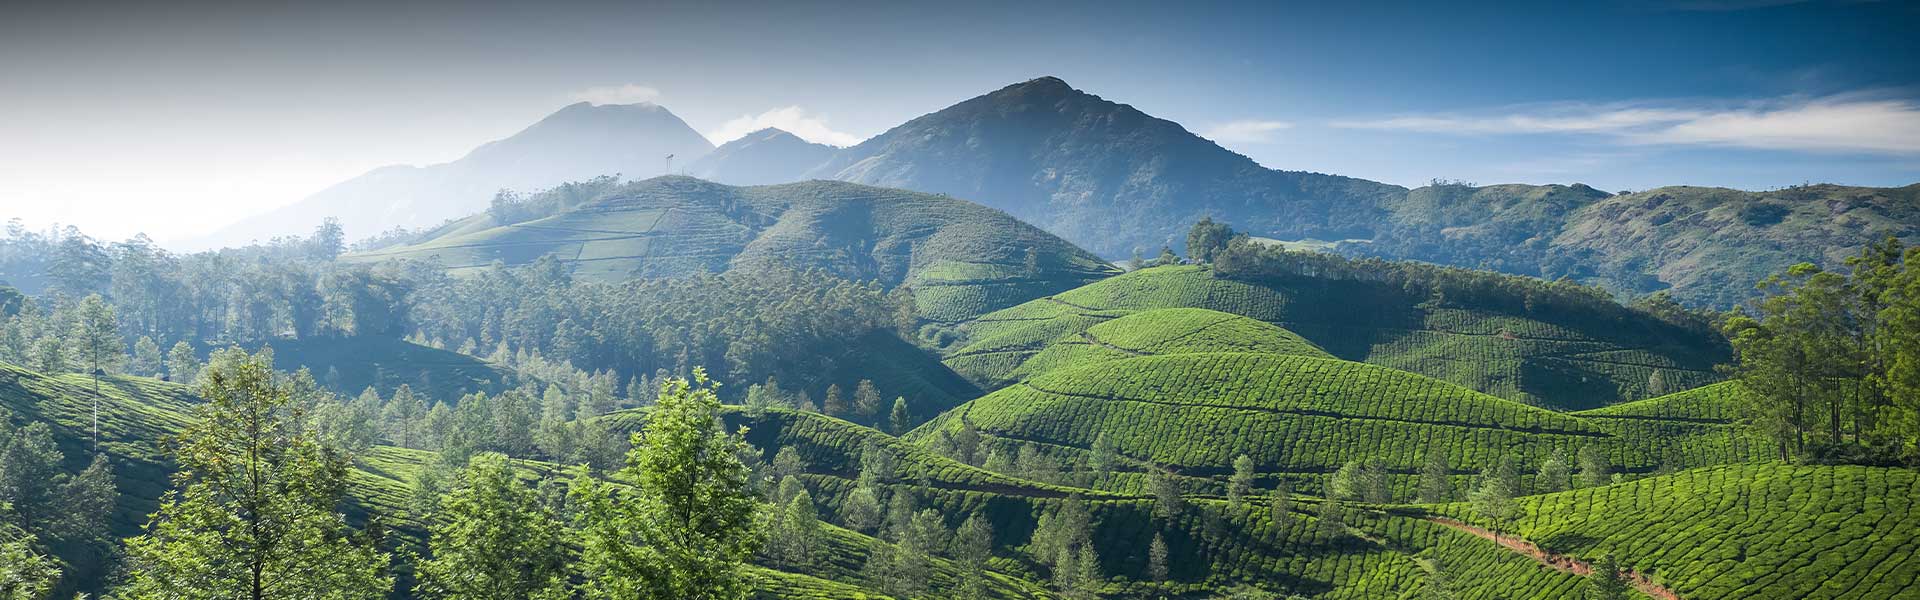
{"left": 117, "top": 349, "right": 391, "bottom": 600}
{"left": 949, "top": 265, "right": 1726, "bottom": 410}
{"left": 1427, "top": 463, "right": 1920, "bottom": 600}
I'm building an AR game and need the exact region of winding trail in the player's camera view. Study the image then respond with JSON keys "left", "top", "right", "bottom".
{"left": 1423, "top": 516, "right": 1681, "bottom": 600}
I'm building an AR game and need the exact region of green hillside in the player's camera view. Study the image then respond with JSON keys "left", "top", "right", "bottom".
{"left": 948, "top": 265, "right": 1725, "bottom": 409}
{"left": 346, "top": 176, "right": 1119, "bottom": 322}
{"left": 250, "top": 335, "right": 515, "bottom": 400}
{"left": 912, "top": 353, "right": 1766, "bottom": 498}
{"left": 1424, "top": 463, "right": 1920, "bottom": 600}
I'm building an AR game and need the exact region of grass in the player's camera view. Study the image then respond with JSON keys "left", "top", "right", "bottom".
{"left": 947, "top": 265, "right": 1726, "bottom": 410}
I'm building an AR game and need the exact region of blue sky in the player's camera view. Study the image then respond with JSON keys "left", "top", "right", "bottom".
{"left": 3, "top": 0, "right": 1916, "bottom": 243}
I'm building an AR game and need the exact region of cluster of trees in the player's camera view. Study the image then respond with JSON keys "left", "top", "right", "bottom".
{"left": 1724, "top": 237, "right": 1920, "bottom": 464}
{"left": 105, "top": 351, "right": 770, "bottom": 600}
{"left": 1190, "top": 220, "right": 1718, "bottom": 339}
{"left": 0, "top": 407, "right": 117, "bottom": 595}
{"left": 742, "top": 377, "right": 913, "bottom": 433}
{"left": 829, "top": 442, "right": 1004, "bottom": 599}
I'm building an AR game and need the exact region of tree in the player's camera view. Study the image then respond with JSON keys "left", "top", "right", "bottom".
{"left": 768, "top": 447, "right": 806, "bottom": 489}
{"left": 1419, "top": 448, "right": 1452, "bottom": 503}
{"left": 1328, "top": 461, "right": 1362, "bottom": 501}
{"left": 1577, "top": 446, "right": 1611, "bottom": 488}
{"left": 1538, "top": 449, "right": 1571, "bottom": 494}
{"left": 888, "top": 397, "right": 914, "bottom": 435}
{"left": 0, "top": 416, "right": 116, "bottom": 552}
{"left": 951, "top": 419, "right": 983, "bottom": 465}
{"left": 414, "top": 453, "right": 570, "bottom": 600}
{"left": 853, "top": 380, "right": 885, "bottom": 425}
{"left": 1150, "top": 467, "right": 1184, "bottom": 518}
{"left": 382, "top": 384, "right": 426, "bottom": 449}
{"left": 767, "top": 488, "right": 821, "bottom": 568}
{"left": 822, "top": 384, "right": 848, "bottom": 418}
{"left": 0, "top": 527, "right": 59, "bottom": 600}
{"left": 952, "top": 513, "right": 995, "bottom": 600}
{"left": 1359, "top": 461, "right": 1391, "bottom": 503}
{"left": 1269, "top": 480, "right": 1293, "bottom": 528}
{"left": 1583, "top": 554, "right": 1632, "bottom": 600}
{"left": 117, "top": 349, "right": 391, "bottom": 600}
{"left": 309, "top": 218, "right": 346, "bottom": 262}
{"left": 569, "top": 368, "right": 763, "bottom": 600}
{"left": 1316, "top": 499, "right": 1347, "bottom": 539}
{"left": 1228, "top": 454, "right": 1256, "bottom": 510}
{"left": 1421, "top": 558, "right": 1460, "bottom": 600}
{"left": 1148, "top": 532, "right": 1170, "bottom": 582}
{"left": 842, "top": 486, "right": 883, "bottom": 535}
{"left": 1187, "top": 217, "right": 1237, "bottom": 263}
{"left": 166, "top": 340, "right": 200, "bottom": 384}
{"left": 130, "top": 336, "right": 163, "bottom": 377}
{"left": 1469, "top": 455, "right": 1522, "bottom": 542}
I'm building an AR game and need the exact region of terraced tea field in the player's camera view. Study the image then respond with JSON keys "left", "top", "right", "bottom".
{"left": 947, "top": 266, "right": 1726, "bottom": 409}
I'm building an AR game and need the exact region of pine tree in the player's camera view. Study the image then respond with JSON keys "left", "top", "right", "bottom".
{"left": 1269, "top": 480, "right": 1293, "bottom": 528}
{"left": 822, "top": 384, "right": 848, "bottom": 418}
{"left": 381, "top": 384, "right": 426, "bottom": 449}
{"left": 952, "top": 513, "right": 994, "bottom": 600}
{"left": 852, "top": 380, "right": 884, "bottom": 425}
{"left": 888, "top": 397, "right": 912, "bottom": 435}
{"left": 1316, "top": 499, "right": 1347, "bottom": 540}
{"left": 1228, "top": 454, "right": 1256, "bottom": 510}
{"left": 1469, "top": 455, "right": 1522, "bottom": 542}
{"left": 1148, "top": 532, "right": 1170, "bottom": 582}
{"left": 569, "top": 369, "right": 762, "bottom": 600}
{"left": 414, "top": 453, "right": 570, "bottom": 600}
{"left": 1420, "top": 449, "right": 1452, "bottom": 503}
{"left": 117, "top": 349, "right": 391, "bottom": 600}
{"left": 1583, "top": 554, "right": 1632, "bottom": 600}
{"left": 1151, "top": 467, "right": 1184, "bottom": 518}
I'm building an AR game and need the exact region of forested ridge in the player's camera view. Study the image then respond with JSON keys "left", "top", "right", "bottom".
{"left": 2, "top": 203, "right": 1919, "bottom": 600}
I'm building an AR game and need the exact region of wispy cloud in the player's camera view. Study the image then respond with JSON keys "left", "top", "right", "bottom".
{"left": 1333, "top": 95, "right": 1920, "bottom": 154}
{"left": 1203, "top": 120, "right": 1294, "bottom": 143}
{"left": 569, "top": 83, "right": 662, "bottom": 105}
{"left": 705, "top": 106, "right": 863, "bottom": 147}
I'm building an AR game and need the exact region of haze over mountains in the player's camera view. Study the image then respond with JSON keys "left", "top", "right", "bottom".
{"left": 189, "top": 101, "right": 716, "bottom": 251}
{"left": 208, "top": 77, "right": 1920, "bottom": 306}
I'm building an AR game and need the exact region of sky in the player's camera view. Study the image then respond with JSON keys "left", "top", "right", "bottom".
{"left": 2, "top": 0, "right": 1917, "bottom": 246}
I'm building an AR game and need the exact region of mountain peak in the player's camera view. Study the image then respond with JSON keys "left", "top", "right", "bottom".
{"left": 994, "top": 76, "right": 1077, "bottom": 97}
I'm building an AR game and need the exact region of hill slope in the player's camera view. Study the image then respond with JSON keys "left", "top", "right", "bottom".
{"left": 191, "top": 102, "right": 716, "bottom": 249}
{"left": 947, "top": 265, "right": 1726, "bottom": 409}
{"left": 349, "top": 176, "right": 1121, "bottom": 321}
{"left": 806, "top": 77, "right": 1408, "bottom": 258}
{"left": 250, "top": 335, "right": 515, "bottom": 401}
{"left": 911, "top": 352, "right": 1765, "bottom": 499}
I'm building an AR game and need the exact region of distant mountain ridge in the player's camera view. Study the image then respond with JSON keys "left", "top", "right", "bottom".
{"left": 345, "top": 176, "right": 1120, "bottom": 321}
{"left": 804, "top": 77, "right": 1408, "bottom": 257}
{"left": 210, "top": 77, "right": 1919, "bottom": 306}
{"left": 187, "top": 101, "right": 715, "bottom": 250}
{"left": 687, "top": 128, "right": 838, "bottom": 186}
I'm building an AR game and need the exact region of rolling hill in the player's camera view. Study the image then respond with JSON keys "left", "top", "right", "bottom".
{"left": 346, "top": 176, "right": 1121, "bottom": 322}
{"left": 190, "top": 101, "right": 716, "bottom": 250}
{"left": 909, "top": 352, "right": 1764, "bottom": 499}
{"left": 248, "top": 335, "right": 516, "bottom": 401}
{"left": 945, "top": 265, "right": 1727, "bottom": 410}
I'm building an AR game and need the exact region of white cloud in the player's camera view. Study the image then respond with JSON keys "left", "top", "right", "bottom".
{"left": 569, "top": 83, "right": 662, "bottom": 105}
{"left": 1203, "top": 120, "right": 1295, "bottom": 143}
{"left": 1332, "top": 95, "right": 1920, "bottom": 154}
{"left": 705, "top": 106, "right": 863, "bottom": 147}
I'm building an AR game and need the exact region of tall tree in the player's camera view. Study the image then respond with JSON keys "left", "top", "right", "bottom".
{"left": 1148, "top": 532, "right": 1170, "bottom": 582}
{"left": 129, "top": 336, "right": 163, "bottom": 377}
{"left": 852, "top": 380, "right": 884, "bottom": 426}
{"left": 1576, "top": 446, "right": 1611, "bottom": 488}
{"left": 414, "top": 453, "right": 570, "bottom": 600}
{"left": 1228, "top": 454, "right": 1256, "bottom": 510}
{"left": 952, "top": 513, "right": 994, "bottom": 600}
{"left": 1150, "top": 467, "right": 1184, "bottom": 518}
{"left": 0, "top": 526, "right": 59, "bottom": 600}
{"left": 1583, "top": 554, "right": 1632, "bottom": 600}
{"left": 1538, "top": 449, "right": 1571, "bottom": 494}
{"left": 166, "top": 340, "right": 200, "bottom": 384}
{"left": 117, "top": 349, "right": 391, "bottom": 600}
{"left": 570, "top": 368, "right": 763, "bottom": 600}
{"left": 822, "top": 384, "right": 848, "bottom": 419}
{"left": 1419, "top": 448, "right": 1452, "bottom": 503}
{"left": 888, "top": 397, "right": 912, "bottom": 435}
{"left": 1469, "top": 455, "right": 1522, "bottom": 542}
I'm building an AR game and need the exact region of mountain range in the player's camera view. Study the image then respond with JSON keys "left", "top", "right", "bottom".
{"left": 215, "top": 77, "right": 1920, "bottom": 306}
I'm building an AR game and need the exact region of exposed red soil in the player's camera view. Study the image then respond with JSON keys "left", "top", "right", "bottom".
{"left": 1424, "top": 516, "right": 1681, "bottom": 600}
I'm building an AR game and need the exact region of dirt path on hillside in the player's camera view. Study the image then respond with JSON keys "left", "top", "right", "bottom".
{"left": 1423, "top": 517, "right": 1681, "bottom": 600}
